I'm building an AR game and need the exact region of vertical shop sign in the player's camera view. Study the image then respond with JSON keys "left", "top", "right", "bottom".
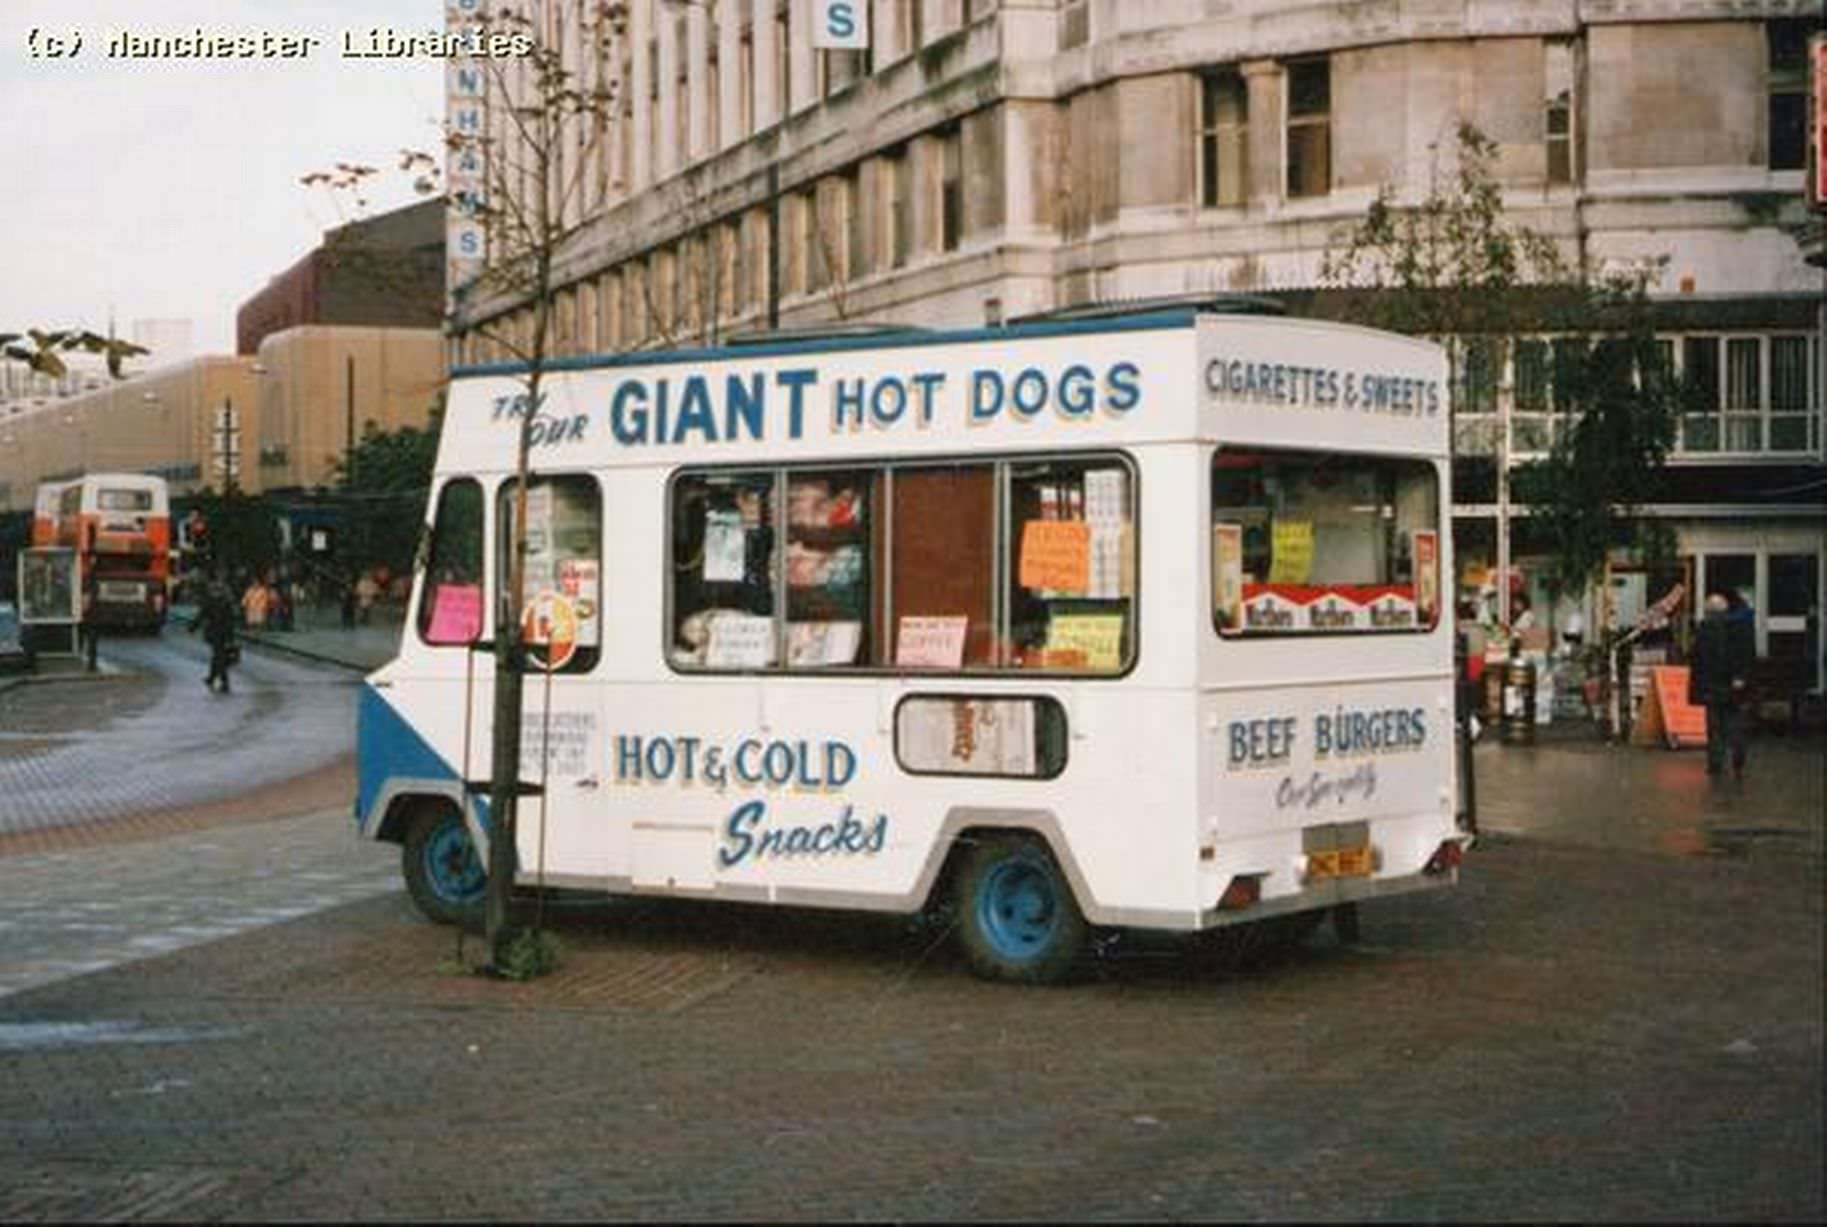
{"left": 446, "top": 0, "right": 487, "bottom": 291}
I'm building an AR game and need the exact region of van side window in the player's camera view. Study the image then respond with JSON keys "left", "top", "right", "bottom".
{"left": 417, "top": 478, "right": 485, "bottom": 647}
{"left": 498, "top": 475, "right": 603, "bottom": 672}
{"left": 671, "top": 471, "right": 778, "bottom": 667}
{"left": 1005, "top": 459, "right": 1135, "bottom": 672}
{"left": 670, "top": 453, "right": 1137, "bottom": 675}
{"left": 786, "top": 469, "right": 879, "bottom": 667}
{"left": 895, "top": 695, "right": 1069, "bottom": 778}
{"left": 888, "top": 464, "right": 996, "bottom": 667}
{"left": 1212, "top": 448, "right": 1440, "bottom": 636}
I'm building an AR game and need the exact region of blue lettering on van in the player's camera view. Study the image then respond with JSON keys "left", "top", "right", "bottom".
{"left": 589, "top": 359, "right": 1147, "bottom": 446}
{"left": 719, "top": 799, "right": 888, "bottom": 867}
{"left": 607, "top": 369, "right": 812, "bottom": 446}
{"left": 1204, "top": 356, "right": 1439, "bottom": 417}
{"left": 614, "top": 734, "right": 856, "bottom": 793}
{"left": 1223, "top": 708, "right": 1428, "bottom": 772}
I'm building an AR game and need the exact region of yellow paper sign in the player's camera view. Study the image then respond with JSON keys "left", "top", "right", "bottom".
{"left": 1045, "top": 613, "right": 1124, "bottom": 671}
{"left": 1268, "top": 519, "right": 1314, "bottom": 584}
{"left": 1212, "top": 523, "right": 1243, "bottom": 631}
{"left": 1019, "top": 520, "right": 1091, "bottom": 593}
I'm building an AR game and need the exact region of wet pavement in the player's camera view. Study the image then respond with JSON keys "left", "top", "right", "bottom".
{"left": 0, "top": 624, "right": 359, "bottom": 840}
{"left": 1473, "top": 729, "right": 1825, "bottom": 861}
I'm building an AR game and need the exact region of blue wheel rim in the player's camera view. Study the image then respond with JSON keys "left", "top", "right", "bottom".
{"left": 975, "top": 858, "right": 1059, "bottom": 961}
{"left": 423, "top": 816, "right": 485, "bottom": 906}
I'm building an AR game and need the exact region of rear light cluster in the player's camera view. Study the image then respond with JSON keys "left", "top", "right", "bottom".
{"left": 1217, "top": 874, "right": 1261, "bottom": 911}
{"left": 1423, "top": 839, "right": 1465, "bottom": 875}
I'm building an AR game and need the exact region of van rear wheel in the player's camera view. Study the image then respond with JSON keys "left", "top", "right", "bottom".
{"left": 954, "top": 832, "right": 1086, "bottom": 984}
{"left": 402, "top": 805, "right": 486, "bottom": 926}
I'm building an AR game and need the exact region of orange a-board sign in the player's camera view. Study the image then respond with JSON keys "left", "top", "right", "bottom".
{"left": 1651, "top": 665, "right": 1707, "bottom": 749}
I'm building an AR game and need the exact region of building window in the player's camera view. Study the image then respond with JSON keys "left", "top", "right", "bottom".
{"left": 1199, "top": 70, "right": 1247, "bottom": 208}
{"left": 578, "top": 283, "right": 598, "bottom": 355}
{"left": 601, "top": 271, "right": 622, "bottom": 350}
{"left": 792, "top": 188, "right": 816, "bottom": 294}
{"left": 844, "top": 165, "right": 865, "bottom": 282}
{"left": 719, "top": 220, "right": 740, "bottom": 320}
{"left": 1681, "top": 336, "right": 1721, "bottom": 452}
{"left": 1285, "top": 59, "right": 1330, "bottom": 198}
{"left": 940, "top": 125, "right": 963, "bottom": 252}
{"left": 1676, "top": 333, "right": 1818, "bottom": 455}
{"left": 1769, "top": 335, "right": 1811, "bottom": 450}
{"left": 1545, "top": 39, "right": 1575, "bottom": 185}
{"left": 776, "top": 5, "right": 791, "bottom": 114}
{"left": 1513, "top": 339, "right": 1549, "bottom": 412}
{"left": 1768, "top": 20, "right": 1810, "bottom": 171}
{"left": 739, "top": 31, "right": 754, "bottom": 137}
{"left": 707, "top": 49, "right": 721, "bottom": 152}
{"left": 887, "top": 145, "right": 911, "bottom": 268}
{"left": 625, "top": 262, "right": 647, "bottom": 348}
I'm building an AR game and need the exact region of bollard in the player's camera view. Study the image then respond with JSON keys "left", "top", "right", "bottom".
{"left": 1502, "top": 657, "right": 1537, "bottom": 745}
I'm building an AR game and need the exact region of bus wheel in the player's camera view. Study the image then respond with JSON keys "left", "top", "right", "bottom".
{"left": 954, "top": 832, "right": 1087, "bottom": 984}
{"left": 402, "top": 805, "right": 486, "bottom": 926}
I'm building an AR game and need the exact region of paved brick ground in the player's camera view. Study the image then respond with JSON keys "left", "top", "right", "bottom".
{"left": 1, "top": 605, "right": 1819, "bottom": 1220}
{"left": 0, "top": 822, "right": 1819, "bottom": 1220}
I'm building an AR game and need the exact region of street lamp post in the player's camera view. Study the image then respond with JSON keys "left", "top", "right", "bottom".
{"left": 345, "top": 353, "right": 356, "bottom": 489}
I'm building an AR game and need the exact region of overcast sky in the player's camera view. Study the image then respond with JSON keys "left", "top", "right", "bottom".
{"left": 1, "top": 0, "right": 444, "bottom": 361}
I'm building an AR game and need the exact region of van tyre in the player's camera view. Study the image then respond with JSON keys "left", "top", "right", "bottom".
{"left": 402, "top": 805, "right": 487, "bottom": 927}
{"left": 954, "top": 832, "right": 1087, "bottom": 984}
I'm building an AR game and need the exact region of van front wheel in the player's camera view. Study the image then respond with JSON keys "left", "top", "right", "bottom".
{"left": 954, "top": 832, "right": 1086, "bottom": 984}
{"left": 402, "top": 805, "right": 486, "bottom": 926}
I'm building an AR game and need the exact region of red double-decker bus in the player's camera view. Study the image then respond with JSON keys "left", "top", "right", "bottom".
{"left": 32, "top": 473, "right": 172, "bottom": 630}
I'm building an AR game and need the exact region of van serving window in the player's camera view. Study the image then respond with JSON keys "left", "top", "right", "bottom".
{"left": 1212, "top": 448, "right": 1439, "bottom": 636}
{"left": 669, "top": 452, "right": 1137, "bottom": 674}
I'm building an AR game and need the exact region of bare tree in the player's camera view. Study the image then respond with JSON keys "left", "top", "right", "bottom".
{"left": 309, "top": 1, "right": 627, "bottom": 974}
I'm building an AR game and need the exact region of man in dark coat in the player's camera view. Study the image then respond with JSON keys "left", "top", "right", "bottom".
{"left": 79, "top": 558, "right": 100, "bottom": 672}
{"left": 194, "top": 575, "right": 239, "bottom": 694}
{"left": 1689, "top": 591, "right": 1754, "bottom": 777}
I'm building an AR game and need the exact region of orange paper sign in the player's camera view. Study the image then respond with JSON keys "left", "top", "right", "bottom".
{"left": 1018, "top": 520, "right": 1090, "bottom": 593}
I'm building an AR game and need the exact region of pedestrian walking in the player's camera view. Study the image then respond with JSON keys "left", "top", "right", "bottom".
{"left": 242, "top": 577, "right": 271, "bottom": 631}
{"left": 1688, "top": 591, "right": 1754, "bottom": 778}
{"left": 79, "top": 560, "right": 100, "bottom": 672}
{"left": 193, "top": 575, "right": 239, "bottom": 694}
{"left": 355, "top": 570, "right": 380, "bottom": 626}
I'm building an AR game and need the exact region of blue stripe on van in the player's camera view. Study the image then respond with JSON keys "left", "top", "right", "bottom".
{"left": 356, "top": 683, "right": 468, "bottom": 831}
{"left": 446, "top": 309, "right": 1201, "bottom": 380}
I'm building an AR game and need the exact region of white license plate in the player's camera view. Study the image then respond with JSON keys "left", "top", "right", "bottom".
{"left": 99, "top": 582, "right": 145, "bottom": 602}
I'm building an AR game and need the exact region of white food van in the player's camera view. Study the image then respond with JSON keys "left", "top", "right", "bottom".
{"left": 357, "top": 306, "right": 1469, "bottom": 981}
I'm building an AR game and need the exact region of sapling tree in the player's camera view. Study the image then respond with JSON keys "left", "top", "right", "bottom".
{"left": 306, "top": 0, "right": 627, "bottom": 971}
{"left": 1321, "top": 121, "right": 1681, "bottom": 626}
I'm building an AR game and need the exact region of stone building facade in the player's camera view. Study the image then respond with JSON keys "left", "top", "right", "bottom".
{"left": 450, "top": 0, "right": 1823, "bottom": 690}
